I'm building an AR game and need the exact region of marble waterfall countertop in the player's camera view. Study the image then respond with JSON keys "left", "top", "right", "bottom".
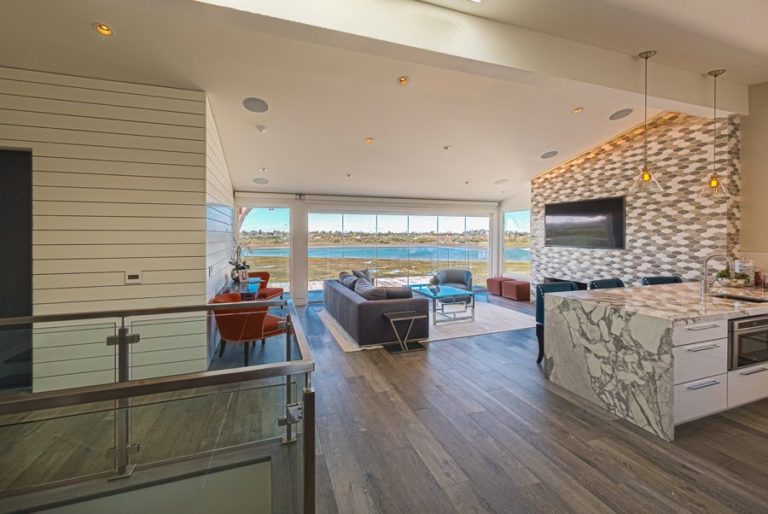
{"left": 542, "top": 282, "right": 768, "bottom": 441}
{"left": 550, "top": 282, "right": 768, "bottom": 325}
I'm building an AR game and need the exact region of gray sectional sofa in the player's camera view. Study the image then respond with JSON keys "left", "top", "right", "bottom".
{"left": 323, "top": 277, "right": 429, "bottom": 346}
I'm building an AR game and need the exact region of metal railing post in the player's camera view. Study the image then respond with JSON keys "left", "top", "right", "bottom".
{"left": 303, "top": 372, "right": 315, "bottom": 514}
{"left": 285, "top": 314, "right": 295, "bottom": 443}
{"left": 111, "top": 316, "right": 136, "bottom": 479}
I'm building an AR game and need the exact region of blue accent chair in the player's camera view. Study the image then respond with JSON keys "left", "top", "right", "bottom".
{"left": 535, "top": 282, "right": 579, "bottom": 364}
{"left": 640, "top": 276, "right": 683, "bottom": 286}
{"left": 589, "top": 278, "right": 625, "bottom": 290}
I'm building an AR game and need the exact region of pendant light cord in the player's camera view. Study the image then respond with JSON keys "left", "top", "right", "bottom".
{"left": 644, "top": 55, "right": 648, "bottom": 168}
{"left": 712, "top": 74, "right": 717, "bottom": 176}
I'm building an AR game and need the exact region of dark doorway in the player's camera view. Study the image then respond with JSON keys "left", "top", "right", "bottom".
{"left": 0, "top": 149, "right": 32, "bottom": 390}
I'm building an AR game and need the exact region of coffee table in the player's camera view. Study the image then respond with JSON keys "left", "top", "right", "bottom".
{"left": 411, "top": 284, "right": 475, "bottom": 325}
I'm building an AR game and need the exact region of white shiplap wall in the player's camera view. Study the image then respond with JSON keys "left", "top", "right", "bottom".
{"left": 205, "top": 98, "right": 235, "bottom": 301}
{"left": 0, "top": 66, "right": 212, "bottom": 390}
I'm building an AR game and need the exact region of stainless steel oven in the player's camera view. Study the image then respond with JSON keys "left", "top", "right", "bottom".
{"left": 730, "top": 315, "right": 768, "bottom": 370}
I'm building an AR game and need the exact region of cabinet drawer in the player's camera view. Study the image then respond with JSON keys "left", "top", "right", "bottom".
{"left": 674, "top": 374, "right": 727, "bottom": 425}
{"left": 728, "top": 365, "right": 768, "bottom": 408}
{"left": 673, "top": 338, "right": 728, "bottom": 384}
{"left": 673, "top": 320, "right": 728, "bottom": 347}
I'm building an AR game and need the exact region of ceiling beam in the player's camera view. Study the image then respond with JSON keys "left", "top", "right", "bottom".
{"left": 195, "top": 0, "right": 748, "bottom": 115}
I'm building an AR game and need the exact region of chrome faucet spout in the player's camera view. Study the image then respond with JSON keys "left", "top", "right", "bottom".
{"left": 702, "top": 252, "right": 735, "bottom": 302}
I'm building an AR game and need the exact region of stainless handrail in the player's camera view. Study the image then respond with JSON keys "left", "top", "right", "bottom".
{"left": 0, "top": 299, "right": 288, "bottom": 327}
{"left": 0, "top": 359, "right": 313, "bottom": 416}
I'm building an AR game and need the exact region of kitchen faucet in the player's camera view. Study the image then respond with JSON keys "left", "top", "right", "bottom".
{"left": 702, "top": 252, "right": 735, "bottom": 302}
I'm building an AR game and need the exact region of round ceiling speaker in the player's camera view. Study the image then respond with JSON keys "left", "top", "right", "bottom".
{"left": 609, "top": 108, "right": 633, "bottom": 121}
{"left": 243, "top": 97, "right": 269, "bottom": 113}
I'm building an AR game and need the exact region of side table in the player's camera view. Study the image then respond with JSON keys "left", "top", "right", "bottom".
{"left": 382, "top": 311, "right": 428, "bottom": 354}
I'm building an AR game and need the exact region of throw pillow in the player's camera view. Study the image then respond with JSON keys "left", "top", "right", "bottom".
{"left": 339, "top": 275, "right": 358, "bottom": 290}
{"left": 354, "top": 278, "right": 387, "bottom": 300}
{"left": 384, "top": 287, "right": 413, "bottom": 299}
{"left": 352, "top": 269, "right": 373, "bottom": 282}
{"left": 339, "top": 271, "right": 352, "bottom": 280}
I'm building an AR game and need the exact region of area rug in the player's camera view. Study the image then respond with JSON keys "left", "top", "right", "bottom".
{"left": 317, "top": 301, "right": 536, "bottom": 352}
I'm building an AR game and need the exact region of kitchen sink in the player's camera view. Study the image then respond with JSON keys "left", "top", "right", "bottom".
{"left": 710, "top": 293, "right": 768, "bottom": 303}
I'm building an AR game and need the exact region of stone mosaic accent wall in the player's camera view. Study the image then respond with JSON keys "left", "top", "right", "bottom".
{"left": 531, "top": 112, "right": 741, "bottom": 286}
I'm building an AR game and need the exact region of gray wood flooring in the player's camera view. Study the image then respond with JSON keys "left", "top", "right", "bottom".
{"left": 298, "top": 302, "right": 768, "bottom": 514}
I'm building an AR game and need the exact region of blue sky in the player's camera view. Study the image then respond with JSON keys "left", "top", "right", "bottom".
{"left": 241, "top": 208, "right": 530, "bottom": 233}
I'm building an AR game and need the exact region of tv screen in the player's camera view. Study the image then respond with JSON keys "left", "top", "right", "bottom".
{"left": 545, "top": 197, "right": 625, "bottom": 249}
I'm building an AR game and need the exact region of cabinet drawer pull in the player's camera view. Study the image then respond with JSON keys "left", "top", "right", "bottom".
{"left": 686, "top": 324, "right": 720, "bottom": 331}
{"left": 740, "top": 367, "right": 768, "bottom": 376}
{"left": 686, "top": 343, "right": 720, "bottom": 352}
{"left": 687, "top": 379, "right": 720, "bottom": 390}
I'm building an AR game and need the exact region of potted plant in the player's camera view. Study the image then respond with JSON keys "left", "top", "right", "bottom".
{"left": 229, "top": 243, "right": 250, "bottom": 282}
{"left": 715, "top": 269, "right": 749, "bottom": 288}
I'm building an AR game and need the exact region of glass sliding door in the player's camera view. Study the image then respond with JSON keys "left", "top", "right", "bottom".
{"left": 305, "top": 211, "right": 493, "bottom": 293}
{"left": 504, "top": 210, "right": 531, "bottom": 275}
{"left": 239, "top": 207, "right": 290, "bottom": 291}
{"left": 437, "top": 216, "right": 466, "bottom": 272}
{"left": 308, "top": 213, "right": 343, "bottom": 291}
{"left": 376, "top": 215, "right": 409, "bottom": 286}
{"left": 466, "top": 216, "right": 490, "bottom": 287}
{"left": 342, "top": 214, "right": 377, "bottom": 278}
{"left": 407, "top": 216, "right": 438, "bottom": 285}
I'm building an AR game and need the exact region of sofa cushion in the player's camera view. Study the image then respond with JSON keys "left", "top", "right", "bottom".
{"left": 339, "top": 275, "right": 358, "bottom": 290}
{"left": 354, "top": 278, "right": 387, "bottom": 300}
{"left": 384, "top": 287, "right": 413, "bottom": 299}
{"left": 352, "top": 269, "right": 373, "bottom": 282}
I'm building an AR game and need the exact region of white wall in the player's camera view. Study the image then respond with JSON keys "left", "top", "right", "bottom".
{"left": 0, "top": 66, "right": 212, "bottom": 390}
{"left": 740, "top": 82, "right": 768, "bottom": 272}
{"left": 205, "top": 99, "right": 235, "bottom": 300}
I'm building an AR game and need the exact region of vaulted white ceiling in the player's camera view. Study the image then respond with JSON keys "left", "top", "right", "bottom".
{"left": 3, "top": 0, "right": 754, "bottom": 203}
{"left": 421, "top": 0, "right": 768, "bottom": 85}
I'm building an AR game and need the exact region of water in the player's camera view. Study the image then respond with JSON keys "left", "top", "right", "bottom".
{"left": 243, "top": 245, "right": 530, "bottom": 261}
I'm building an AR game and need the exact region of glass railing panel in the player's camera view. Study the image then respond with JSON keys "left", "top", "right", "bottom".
{"left": 0, "top": 404, "right": 116, "bottom": 494}
{"left": 1, "top": 321, "right": 119, "bottom": 397}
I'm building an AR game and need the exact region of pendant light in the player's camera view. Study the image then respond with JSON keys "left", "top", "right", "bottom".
{"left": 698, "top": 69, "right": 730, "bottom": 198}
{"left": 631, "top": 50, "right": 664, "bottom": 193}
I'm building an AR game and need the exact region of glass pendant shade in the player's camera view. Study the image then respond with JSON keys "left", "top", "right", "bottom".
{"left": 699, "top": 69, "right": 730, "bottom": 199}
{"left": 631, "top": 166, "right": 664, "bottom": 192}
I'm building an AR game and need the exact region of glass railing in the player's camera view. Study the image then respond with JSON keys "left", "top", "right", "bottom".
{"left": 0, "top": 300, "right": 314, "bottom": 514}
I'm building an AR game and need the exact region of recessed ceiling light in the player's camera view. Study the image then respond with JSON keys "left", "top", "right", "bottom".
{"left": 364, "top": 137, "right": 375, "bottom": 144}
{"left": 572, "top": 106, "right": 585, "bottom": 114}
{"left": 252, "top": 177, "right": 269, "bottom": 185}
{"left": 541, "top": 150, "right": 559, "bottom": 159}
{"left": 494, "top": 178, "right": 509, "bottom": 185}
{"left": 442, "top": 145, "right": 452, "bottom": 151}
{"left": 467, "top": 0, "right": 482, "bottom": 3}
{"left": 609, "top": 108, "right": 633, "bottom": 120}
{"left": 243, "top": 97, "right": 269, "bottom": 113}
{"left": 258, "top": 167, "right": 268, "bottom": 173}
{"left": 397, "top": 76, "right": 410, "bottom": 86}
{"left": 94, "top": 23, "right": 113, "bottom": 37}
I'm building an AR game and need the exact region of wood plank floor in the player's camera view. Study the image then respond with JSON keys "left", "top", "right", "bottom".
{"left": 298, "top": 302, "right": 768, "bottom": 514}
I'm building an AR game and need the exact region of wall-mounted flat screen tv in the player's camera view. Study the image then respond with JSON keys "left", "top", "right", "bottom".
{"left": 544, "top": 196, "right": 625, "bottom": 249}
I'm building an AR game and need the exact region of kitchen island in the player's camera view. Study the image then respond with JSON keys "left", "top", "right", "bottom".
{"left": 544, "top": 282, "right": 768, "bottom": 441}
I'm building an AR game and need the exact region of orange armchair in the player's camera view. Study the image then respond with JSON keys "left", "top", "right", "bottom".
{"left": 211, "top": 293, "right": 287, "bottom": 366}
{"left": 247, "top": 271, "right": 284, "bottom": 300}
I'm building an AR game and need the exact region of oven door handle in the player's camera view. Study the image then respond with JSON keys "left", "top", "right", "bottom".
{"left": 733, "top": 326, "right": 768, "bottom": 336}
{"left": 739, "top": 367, "right": 768, "bottom": 376}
